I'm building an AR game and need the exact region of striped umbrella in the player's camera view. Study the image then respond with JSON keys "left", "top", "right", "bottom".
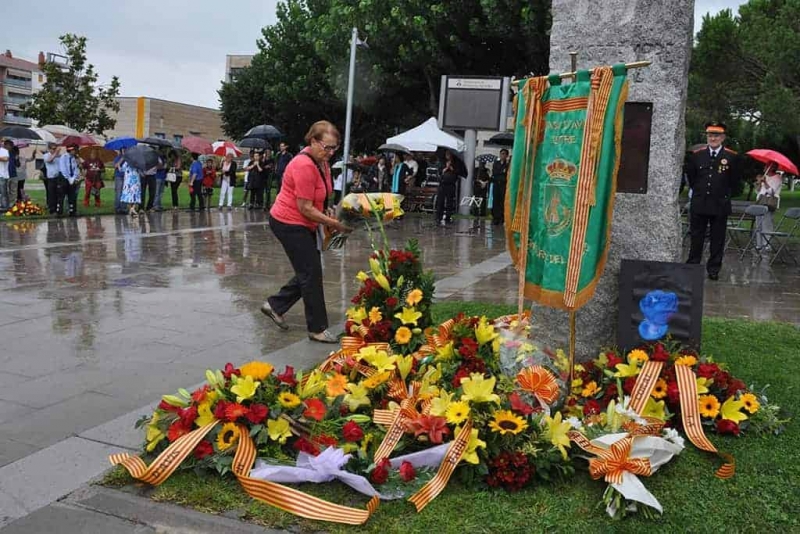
{"left": 212, "top": 141, "right": 242, "bottom": 157}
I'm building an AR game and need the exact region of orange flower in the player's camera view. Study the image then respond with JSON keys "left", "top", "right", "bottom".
{"left": 395, "top": 326, "right": 412, "bottom": 345}
{"left": 516, "top": 365, "right": 560, "bottom": 405}
{"left": 325, "top": 373, "right": 348, "bottom": 397}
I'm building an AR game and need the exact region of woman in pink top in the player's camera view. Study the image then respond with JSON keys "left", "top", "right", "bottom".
{"left": 261, "top": 121, "right": 351, "bottom": 343}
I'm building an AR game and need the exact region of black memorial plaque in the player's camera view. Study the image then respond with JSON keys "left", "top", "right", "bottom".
{"left": 617, "top": 102, "right": 653, "bottom": 194}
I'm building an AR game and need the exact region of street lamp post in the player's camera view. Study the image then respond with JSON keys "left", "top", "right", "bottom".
{"left": 341, "top": 27, "right": 365, "bottom": 181}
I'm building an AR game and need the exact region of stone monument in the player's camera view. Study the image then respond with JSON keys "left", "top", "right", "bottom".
{"left": 529, "top": 0, "right": 695, "bottom": 357}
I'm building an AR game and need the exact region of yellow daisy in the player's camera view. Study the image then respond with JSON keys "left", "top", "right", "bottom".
{"left": 740, "top": 393, "right": 760, "bottom": 414}
{"left": 698, "top": 395, "right": 720, "bottom": 419}
{"left": 652, "top": 379, "right": 668, "bottom": 399}
{"left": 488, "top": 410, "right": 528, "bottom": 436}
{"left": 239, "top": 361, "right": 274, "bottom": 381}
{"left": 627, "top": 349, "right": 649, "bottom": 364}
{"left": 581, "top": 380, "right": 601, "bottom": 398}
{"left": 445, "top": 401, "right": 470, "bottom": 425}
{"left": 368, "top": 307, "right": 383, "bottom": 323}
{"left": 216, "top": 422, "right": 240, "bottom": 451}
{"left": 326, "top": 373, "right": 348, "bottom": 397}
{"left": 394, "top": 326, "right": 412, "bottom": 345}
{"left": 278, "top": 392, "right": 302, "bottom": 409}
{"left": 675, "top": 355, "right": 698, "bottom": 367}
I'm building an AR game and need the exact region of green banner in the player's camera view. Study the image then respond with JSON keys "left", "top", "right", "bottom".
{"left": 506, "top": 65, "right": 628, "bottom": 310}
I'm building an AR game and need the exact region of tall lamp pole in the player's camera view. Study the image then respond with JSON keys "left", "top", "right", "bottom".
{"left": 341, "top": 27, "right": 360, "bottom": 179}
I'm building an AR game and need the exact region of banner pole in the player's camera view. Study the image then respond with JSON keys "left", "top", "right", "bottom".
{"left": 569, "top": 310, "right": 577, "bottom": 385}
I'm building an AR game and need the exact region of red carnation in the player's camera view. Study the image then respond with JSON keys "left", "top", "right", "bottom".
{"left": 246, "top": 403, "right": 269, "bottom": 424}
{"left": 606, "top": 352, "right": 623, "bottom": 369}
{"left": 193, "top": 440, "right": 214, "bottom": 460}
{"left": 623, "top": 377, "right": 637, "bottom": 395}
{"left": 713, "top": 371, "right": 731, "bottom": 391}
{"left": 651, "top": 343, "right": 670, "bottom": 362}
{"left": 715, "top": 418, "right": 740, "bottom": 436}
{"left": 222, "top": 363, "right": 240, "bottom": 380}
{"left": 178, "top": 405, "right": 198, "bottom": 427}
{"left": 191, "top": 385, "right": 211, "bottom": 403}
{"left": 158, "top": 399, "right": 181, "bottom": 413}
{"left": 293, "top": 437, "right": 320, "bottom": 456}
{"left": 224, "top": 402, "right": 249, "bottom": 422}
{"left": 697, "top": 363, "right": 720, "bottom": 379}
{"left": 303, "top": 398, "right": 327, "bottom": 421}
{"left": 167, "top": 420, "right": 191, "bottom": 442}
{"left": 666, "top": 381, "right": 680, "bottom": 405}
{"left": 277, "top": 365, "right": 297, "bottom": 387}
{"left": 603, "top": 384, "right": 619, "bottom": 402}
{"left": 726, "top": 379, "right": 747, "bottom": 397}
{"left": 342, "top": 421, "right": 365, "bottom": 442}
{"left": 509, "top": 392, "right": 535, "bottom": 415}
{"left": 370, "top": 458, "right": 391, "bottom": 484}
{"left": 316, "top": 434, "right": 338, "bottom": 448}
{"left": 583, "top": 399, "right": 601, "bottom": 416}
{"left": 385, "top": 296, "right": 399, "bottom": 308}
{"left": 213, "top": 400, "right": 231, "bottom": 420}
{"left": 399, "top": 461, "right": 416, "bottom": 482}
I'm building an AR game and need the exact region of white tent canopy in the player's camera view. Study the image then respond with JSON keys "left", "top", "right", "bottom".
{"left": 386, "top": 117, "right": 464, "bottom": 153}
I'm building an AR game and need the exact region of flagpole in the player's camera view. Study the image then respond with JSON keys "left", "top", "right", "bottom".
{"left": 341, "top": 27, "right": 358, "bottom": 186}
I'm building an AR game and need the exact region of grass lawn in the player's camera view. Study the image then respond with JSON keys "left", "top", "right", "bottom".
{"left": 102, "top": 302, "right": 799, "bottom": 533}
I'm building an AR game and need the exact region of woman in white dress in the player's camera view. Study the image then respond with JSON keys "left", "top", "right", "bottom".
{"left": 755, "top": 168, "right": 783, "bottom": 250}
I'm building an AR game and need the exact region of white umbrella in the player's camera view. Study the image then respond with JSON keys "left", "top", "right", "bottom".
{"left": 332, "top": 160, "right": 345, "bottom": 170}
{"left": 41, "top": 124, "right": 80, "bottom": 138}
{"left": 31, "top": 128, "right": 57, "bottom": 144}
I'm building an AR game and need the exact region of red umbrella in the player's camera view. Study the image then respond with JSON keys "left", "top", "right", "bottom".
{"left": 181, "top": 136, "right": 213, "bottom": 155}
{"left": 59, "top": 133, "right": 97, "bottom": 147}
{"left": 746, "top": 149, "right": 798, "bottom": 175}
{"left": 211, "top": 141, "right": 242, "bottom": 157}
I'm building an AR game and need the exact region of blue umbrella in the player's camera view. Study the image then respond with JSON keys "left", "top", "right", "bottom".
{"left": 105, "top": 136, "right": 138, "bottom": 150}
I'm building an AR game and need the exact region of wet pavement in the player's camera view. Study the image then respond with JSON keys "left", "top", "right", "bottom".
{"left": 0, "top": 211, "right": 797, "bottom": 469}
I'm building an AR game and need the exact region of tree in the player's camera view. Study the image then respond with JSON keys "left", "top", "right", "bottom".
{"left": 23, "top": 34, "right": 121, "bottom": 135}
{"left": 219, "top": 0, "right": 551, "bottom": 150}
{"left": 687, "top": 1, "right": 800, "bottom": 165}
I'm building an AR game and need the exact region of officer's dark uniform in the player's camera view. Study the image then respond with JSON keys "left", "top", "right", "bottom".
{"left": 685, "top": 123, "right": 741, "bottom": 278}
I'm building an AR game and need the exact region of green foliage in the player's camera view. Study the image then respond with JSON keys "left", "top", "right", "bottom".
{"left": 22, "top": 34, "right": 121, "bottom": 134}
{"left": 687, "top": 1, "right": 800, "bottom": 164}
{"left": 219, "top": 0, "right": 551, "bottom": 149}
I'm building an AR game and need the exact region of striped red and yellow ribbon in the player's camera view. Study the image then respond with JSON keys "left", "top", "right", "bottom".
{"left": 373, "top": 381, "right": 421, "bottom": 462}
{"left": 408, "top": 420, "right": 472, "bottom": 512}
{"left": 568, "top": 431, "right": 652, "bottom": 485}
{"left": 628, "top": 360, "right": 664, "bottom": 415}
{"left": 110, "top": 422, "right": 379, "bottom": 525}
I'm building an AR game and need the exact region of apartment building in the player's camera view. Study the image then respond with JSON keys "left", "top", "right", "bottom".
{"left": 0, "top": 50, "right": 45, "bottom": 129}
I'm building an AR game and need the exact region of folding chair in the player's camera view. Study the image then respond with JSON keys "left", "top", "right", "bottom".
{"left": 761, "top": 207, "right": 800, "bottom": 266}
{"left": 726, "top": 204, "right": 767, "bottom": 259}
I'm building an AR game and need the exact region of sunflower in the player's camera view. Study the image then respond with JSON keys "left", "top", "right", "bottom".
{"left": 445, "top": 401, "right": 470, "bottom": 425}
{"left": 395, "top": 326, "right": 413, "bottom": 345}
{"left": 488, "top": 410, "right": 528, "bottom": 436}
{"left": 627, "top": 349, "right": 649, "bottom": 364}
{"left": 278, "top": 392, "right": 302, "bottom": 409}
{"left": 326, "top": 373, "right": 348, "bottom": 397}
{"left": 652, "top": 379, "right": 668, "bottom": 399}
{"left": 675, "top": 355, "right": 698, "bottom": 367}
{"left": 216, "top": 422, "right": 240, "bottom": 451}
{"left": 740, "top": 392, "right": 760, "bottom": 414}
{"left": 239, "top": 361, "right": 274, "bottom": 381}
{"left": 698, "top": 395, "right": 721, "bottom": 418}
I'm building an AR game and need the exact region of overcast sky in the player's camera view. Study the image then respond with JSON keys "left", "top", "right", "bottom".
{"left": 3, "top": 0, "right": 745, "bottom": 110}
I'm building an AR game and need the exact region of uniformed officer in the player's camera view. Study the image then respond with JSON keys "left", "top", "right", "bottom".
{"left": 685, "top": 122, "right": 741, "bottom": 280}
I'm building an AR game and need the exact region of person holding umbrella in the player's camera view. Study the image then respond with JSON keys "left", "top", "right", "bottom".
{"left": 42, "top": 143, "right": 62, "bottom": 214}
{"left": 685, "top": 122, "right": 741, "bottom": 280}
{"left": 218, "top": 152, "right": 237, "bottom": 210}
{"left": 491, "top": 149, "right": 510, "bottom": 225}
{"left": 167, "top": 150, "right": 183, "bottom": 210}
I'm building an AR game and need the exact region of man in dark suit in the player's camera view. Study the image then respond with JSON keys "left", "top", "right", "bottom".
{"left": 685, "top": 122, "right": 741, "bottom": 280}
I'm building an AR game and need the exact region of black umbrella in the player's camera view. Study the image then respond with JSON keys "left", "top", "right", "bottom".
{"left": 123, "top": 145, "right": 159, "bottom": 171}
{"left": 139, "top": 137, "right": 174, "bottom": 148}
{"left": 476, "top": 153, "right": 497, "bottom": 164}
{"left": 487, "top": 132, "right": 514, "bottom": 147}
{"left": 244, "top": 124, "right": 284, "bottom": 140}
{"left": 0, "top": 126, "right": 42, "bottom": 140}
{"left": 239, "top": 137, "right": 271, "bottom": 150}
{"left": 377, "top": 143, "right": 410, "bottom": 154}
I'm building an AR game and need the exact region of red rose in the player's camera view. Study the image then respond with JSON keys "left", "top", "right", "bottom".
{"left": 178, "top": 405, "right": 198, "bottom": 427}
{"left": 370, "top": 458, "right": 391, "bottom": 484}
{"left": 713, "top": 371, "right": 731, "bottom": 390}
{"left": 509, "top": 392, "right": 535, "bottom": 416}
{"left": 193, "top": 440, "right": 214, "bottom": 459}
{"left": 342, "top": 421, "right": 364, "bottom": 442}
{"left": 399, "top": 461, "right": 416, "bottom": 482}
{"left": 716, "top": 419, "right": 740, "bottom": 436}
{"left": 213, "top": 400, "right": 230, "bottom": 420}
{"left": 246, "top": 403, "right": 269, "bottom": 424}
{"left": 623, "top": 377, "right": 637, "bottom": 395}
{"left": 666, "top": 382, "right": 680, "bottom": 405}
{"left": 277, "top": 365, "right": 297, "bottom": 387}
{"left": 167, "top": 420, "right": 191, "bottom": 442}
{"left": 651, "top": 343, "right": 670, "bottom": 362}
{"left": 303, "top": 398, "right": 327, "bottom": 421}
{"left": 726, "top": 379, "right": 747, "bottom": 397}
{"left": 386, "top": 296, "right": 399, "bottom": 308}
{"left": 697, "top": 363, "right": 720, "bottom": 379}
{"left": 222, "top": 363, "right": 240, "bottom": 380}
{"left": 583, "top": 399, "right": 601, "bottom": 416}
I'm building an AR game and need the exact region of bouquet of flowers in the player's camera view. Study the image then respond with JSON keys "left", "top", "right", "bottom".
{"left": 325, "top": 193, "right": 404, "bottom": 250}
{"left": 5, "top": 200, "right": 45, "bottom": 217}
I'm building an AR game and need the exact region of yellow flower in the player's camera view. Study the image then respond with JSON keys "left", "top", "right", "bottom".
{"left": 406, "top": 289, "right": 423, "bottom": 306}
{"left": 581, "top": 380, "right": 601, "bottom": 398}
{"left": 145, "top": 413, "right": 165, "bottom": 452}
{"left": 369, "top": 257, "right": 382, "bottom": 276}
{"left": 489, "top": 410, "right": 528, "bottom": 435}
{"left": 696, "top": 377, "right": 713, "bottom": 395}
{"left": 458, "top": 427, "right": 486, "bottom": 465}
{"left": 474, "top": 317, "right": 498, "bottom": 346}
{"left": 642, "top": 398, "right": 666, "bottom": 421}
{"left": 356, "top": 271, "right": 369, "bottom": 282}
{"left": 429, "top": 390, "right": 454, "bottom": 416}
{"left": 396, "top": 355, "right": 415, "bottom": 380}
{"left": 297, "top": 369, "right": 326, "bottom": 398}
{"left": 720, "top": 396, "right": 748, "bottom": 423}
{"left": 359, "top": 348, "right": 397, "bottom": 373}
{"left": 239, "top": 361, "right": 274, "bottom": 381}
{"left": 395, "top": 307, "right": 423, "bottom": 326}
{"left": 627, "top": 349, "right": 649, "bottom": 364}
{"left": 446, "top": 401, "right": 471, "bottom": 425}
{"left": 343, "top": 382, "right": 371, "bottom": 411}
{"left": 460, "top": 373, "right": 500, "bottom": 404}
{"left": 698, "top": 395, "right": 721, "bottom": 418}
{"left": 368, "top": 307, "right": 383, "bottom": 323}
{"left": 652, "top": 379, "right": 668, "bottom": 399}
{"left": 362, "top": 371, "right": 392, "bottom": 389}
{"left": 571, "top": 378, "right": 584, "bottom": 394}
{"left": 375, "top": 274, "right": 391, "bottom": 291}
{"left": 267, "top": 418, "right": 292, "bottom": 444}
{"left": 230, "top": 375, "right": 260, "bottom": 403}
{"left": 394, "top": 326, "right": 412, "bottom": 345}
{"left": 346, "top": 306, "right": 367, "bottom": 323}
{"left": 278, "top": 391, "right": 302, "bottom": 409}
{"left": 675, "top": 355, "right": 697, "bottom": 367}
{"left": 544, "top": 412, "right": 572, "bottom": 460}
{"left": 435, "top": 341, "right": 455, "bottom": 360}
{"left": 326, "top": 373, "right": 348, "bottom": 397}
{"left": 740, "top": 393, "right": 760, "bottom": 414}
{"left": 614, "top": 355, "right": 643, "bottom": 378}
{"left": 196, "top": 401, "right": 216, "bottom": 427}
{"left": 216, "top": 422, "right": 240, "bottom": 451}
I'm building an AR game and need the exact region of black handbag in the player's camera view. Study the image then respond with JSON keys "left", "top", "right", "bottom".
{"left": 757, "top": 194, "right": 778, "bottom": 212}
